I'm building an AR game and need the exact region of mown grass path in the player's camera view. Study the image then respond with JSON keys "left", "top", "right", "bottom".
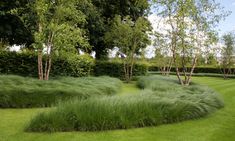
{"left": 0, "top": 77, "right": 235, "bottom": 141}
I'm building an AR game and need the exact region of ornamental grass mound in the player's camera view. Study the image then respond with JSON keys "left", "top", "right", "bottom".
{"left": 26, "top": 75, "right": 224, "bottom": 132}
{"left": 0, "top": 75, "right": 122, "bottom": 108}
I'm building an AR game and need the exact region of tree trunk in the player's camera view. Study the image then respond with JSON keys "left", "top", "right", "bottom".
{"left": 171, "top": 35, "right": 183, "bottom": 85}
{"left": 162, "top": 66, "right": 166, "bottom": 75}
{"left": 130, "top": 60, "right": 134, "bottom": 81}
{"left": 44, "top": 55, "right": 48, "bottom": 80}
{"left": 45, "top": 55, "right": 52, "bottom": 80}
{"left": 126, "top": 63, "right": 130, "bottom": 82}
{"left": 38, "top": 49, "right": 43, "bottom": 80}
{"left": 223, "top": 63, "right": 227, "bottom": 79}
{"left": 37, "top": 22, "right": 44, "bottom": 80}
{"left": 181, "top": 40, "right": 187, "bottom": 84}
{"left": 166, "top": 59, "right": 173, "bottom": 76}
{"left": 123, "top": 61, "right": 128, "bottom": 82}
{"left": 44, "top": 31, "right": 54, "bottom": 80}
{"left": 185, "top": 57, "right": 197, "bottom": 85}
{"left": 44, "top": 44, "right": 50, "bottom": 80}
{"left": 175, "top": 66, "right": 184, "bottom": 85}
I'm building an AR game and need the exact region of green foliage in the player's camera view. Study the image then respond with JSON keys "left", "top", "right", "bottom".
{"left": 94, "top": 60, "right": 149, "bottom": 79}
{"left": 0, "top": 77, "right": 234, "bottom": 141}
{"left": 92, "top": 0, "right": 149, "bottom": 20}
{"left": 89, "top": 0, "right": 150, "bottom": 59}
{"left": 154, "top": 0, "right": 228, "bottom": 85}
{"left": 52, "top": 54, "right": 94, "bottom": 77}
{"left": 31, "top": 0, "right": 89, "bottom": 50}
{"left": 0, "top": 0, "right": 34, "bottom": 46}
{"left": 196, "top": 55, "right": 206, "bottom": 66}
{"left": 0, "top": 51, "right": 38, "bottom": 76}
{"left": 0, "top": 75, "right": 122, "bottom": 108}
{"left": 206, "top": 54, "right": 218, "bottom": 66}
{"left": 105, "top": 15, "right": 151, "bottom": 56}
{"left": 0, "top": 51, "right": 94, "bottom": 77}
{"left": 26, "top": 76, "right": 223, "bottom": 132}
{"left": 0, "top": 14, "right": 34, "bottom": 46}
{"left": 221, "top": 32, "right": 235, "bottom": 78}
{"left": 0, "top": 51, "right": 149, "bottom": 78}
{"left": 192, "top": 67, "right": 222, "bottom": 74}
{"left": 22, "top": 0, "right": 91, "bottom": 80}
{"left": 222, "top": 33, "right": 235, "bottom": 65}
{"left": 149, "top": 66, "right": 224, "bottom": 74}
{"left": 75, "top": 0, "right": 106, "bottom": 58}
{"left": 104, "top": 15, "right": 151, "bottom": 81}
{"left": 148, "top": 71, "right": 235, "bottom": 78}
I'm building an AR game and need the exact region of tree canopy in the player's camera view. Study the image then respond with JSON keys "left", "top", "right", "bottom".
{"left": 105, "top": 15, "right": 152, "bottom": 81}
{"left": 0, "top": 0, "right": 34, "bottom": 46}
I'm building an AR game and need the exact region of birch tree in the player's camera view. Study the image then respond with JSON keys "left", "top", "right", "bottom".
{"left": 221, "top": 32, "right": 235, "bottom": 79}
{"left": 30, "top": 0, "right": 89, "bottom": 80}
{"left": 154, "top": 0, "right": 228, "bottom": 85}
{"left": 105, "top": 15, "right": 151, "bottom": 82}
{"left": 153, "top": 32, "right": 173, "bottom": 76}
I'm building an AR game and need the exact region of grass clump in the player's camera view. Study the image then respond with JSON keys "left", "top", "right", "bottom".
{"left": 26, "top": 75, "right": 224, "bottom": 132}
{"left": 0, "top": 75, "right": 122, "bottom": 108}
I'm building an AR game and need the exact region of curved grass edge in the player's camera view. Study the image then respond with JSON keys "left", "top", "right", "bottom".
{"left": 25, "top": 76, "right": 224, "bottom": 132}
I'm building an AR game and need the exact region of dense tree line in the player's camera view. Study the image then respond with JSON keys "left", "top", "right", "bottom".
{"left": 0, "top": 0, "right": 34, "bottom": 47}
{"left": 0, "top": 0, "right": 230, "bottom": 84}
{"left": 0, "top": 0, "right": 150, "bottom": 58}
{"left": 0, "top": 0, "right": 150, "bottom": 81}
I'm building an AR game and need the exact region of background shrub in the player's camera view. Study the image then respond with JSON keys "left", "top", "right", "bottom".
{"left": 0, "top": 51, "right": 148, "bottom": 78}
{"left": 94, "top": 60, "right": 149, "bottom": 79}
{"left": 0, "top": 51, "right": 94, "bottom": 77}
{"left": 148, "top": 65, "right": 233, "bottom": 74}
{"left": 0, "top": 51, "right": 38, "bottom": 76}
{"left": 51, "top": 54, "right": 94, "bottom": 77}
{"left": 26, "top": 75, "right": 224, "bottom": 132}
{"left": 0, "top": 75, "right": 122, "bottom": 108}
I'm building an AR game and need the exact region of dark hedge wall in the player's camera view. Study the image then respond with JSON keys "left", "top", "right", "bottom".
{"left": 0, "top": 51, "right": 148, "bottom": 79}
{"left": 94, "top": 61, "right": 149, "bottom": 79}
{"left": 0, "top": 51, "right": 94, "bottom": 77}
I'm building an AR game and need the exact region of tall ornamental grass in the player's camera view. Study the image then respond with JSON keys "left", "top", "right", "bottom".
{"left": 0, "top": 75, "right": 122, "bottom": 108}
{"left": 26, "top": 75, "right": 224, "bottom": 132}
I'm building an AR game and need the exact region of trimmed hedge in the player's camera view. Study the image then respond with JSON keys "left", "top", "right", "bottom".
{"left": 51, "top": 55, "right": 94, "bottom": 77}
{"left": 148, "top": 71, "right": 235, "bottom": 78}
{"left": 0, "top": 75, "right": 122, "bottom": 108}
{"left": 0, "top": 51, "right": 94, "bottom": 77}
{"left": 148, "top": 66, "right": 234, "bottom": 74}
{"left": 94, "top": 61, "right": 149, "bottom": 79}
{"left": 0, "top": 51, "right": 148, "bottom": 78}
{"left": 0, "top": 51, "right": 38, "bottom": 76}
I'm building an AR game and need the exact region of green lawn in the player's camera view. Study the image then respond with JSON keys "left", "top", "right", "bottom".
{"left": 1, "top": 77, "right": 235, "bottom": 141}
